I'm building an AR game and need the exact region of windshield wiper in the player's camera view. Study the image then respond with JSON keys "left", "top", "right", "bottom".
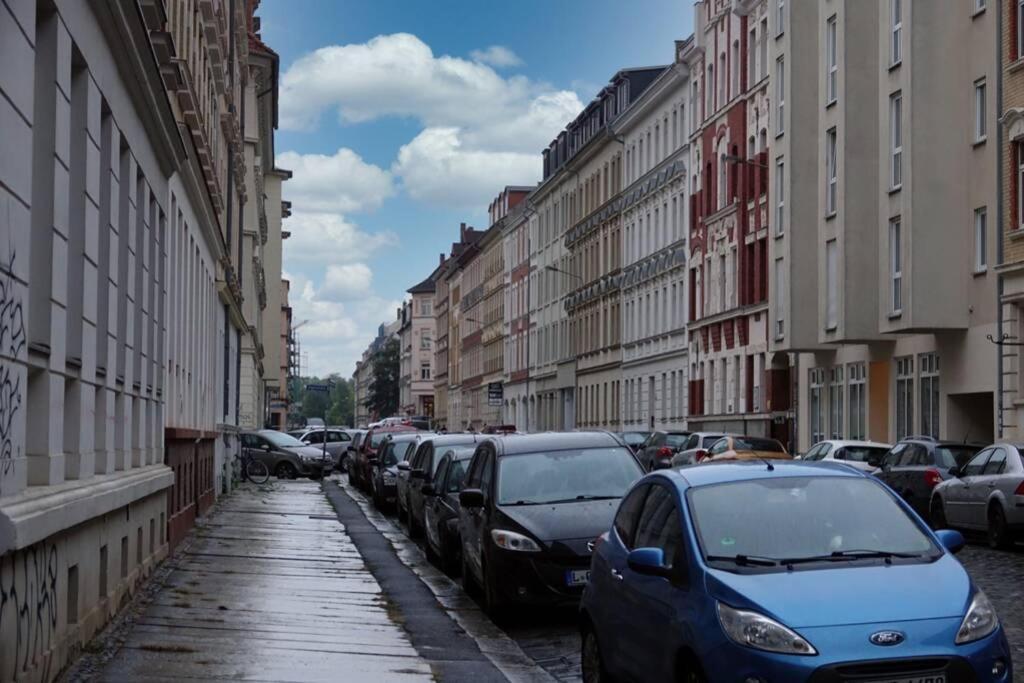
{"left": 780, "top": 549, "right": 924, "bottom": 566}
{"left": 705, "top": 554, "right": 779, "bottom": 567}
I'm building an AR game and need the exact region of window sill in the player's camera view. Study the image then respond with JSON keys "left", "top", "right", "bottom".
{"left": 1008, "top": 58, "right": 1024, "bottom": 75}
{"left": 825, "top": 325, "right": 838, "bottom": 333}
{"left": 774, "top": 230, "right": 784, "bottom": 240}
{"left": 826, "top": 99, "right": 837, "bottom": 110}
{"left": 888, "top": 311, "right": 903, "bottom": 321}
{"left": 971, "top": 6, "right": 986, "bottom": 18}
{"left": 973, "top": 267, "right": 988, "bottom": 277}
{"left": 889, "top": 60, "right": 902, "bottom": 72}
{"left": 888, "top": 184, "right": 902, "bottom": 196}
{"left": 973, "top": 136, "right": 987, "bottom": 148}
{"left": 825, "top": 211, "right": 837, "bottom": 220}
{"left": 1009, "top": 227, "right": 1024, "bottom": 242}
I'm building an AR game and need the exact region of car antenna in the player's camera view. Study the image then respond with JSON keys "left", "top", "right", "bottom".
{"left": 760, "top": 458, "right": 775, "bottom": 472}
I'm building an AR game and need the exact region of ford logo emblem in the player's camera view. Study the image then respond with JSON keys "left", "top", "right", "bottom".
{"left": 869, "top": 631, "right": 905, "bottom": 646}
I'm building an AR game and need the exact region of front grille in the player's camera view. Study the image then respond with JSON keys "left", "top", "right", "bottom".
{"left": 809, "top": 656, "right": 976, "bottom": 683}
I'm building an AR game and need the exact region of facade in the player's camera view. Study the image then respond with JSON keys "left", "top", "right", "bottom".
{"left": 398, "top": 300, "right": 412, "bottom": 415}
{"left": 352, "top": 320, "right": 399, "bottom": 426}
{"left": 774, "top": 0, "right": 998, "bottom": 450}
{"left": 433, "top": 255, "right": 451, "bottom": 430}
{"left": 269, "top": 278, "right": 292, "bottom": 429}
{"left": 614, "top": 54, "right": 692, "bottom": 433}
{"left": 501, "top": 193, "right": 533, "bottom": 429}
{"left": 1000, "top": 0, "right": 1024, "bottom": 440}
{"left": 459, "top": 224, "right": 505, "bottom": 430}
{"left": 683, "top": 0, "right": 788, "bottom": 445}
{"left": 406, "top": 276, "right": 437, "bottom": 417}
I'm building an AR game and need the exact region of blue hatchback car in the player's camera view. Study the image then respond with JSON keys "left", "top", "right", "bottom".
{"left": 580, "top": 461, "right": 1012, "bottom": 683}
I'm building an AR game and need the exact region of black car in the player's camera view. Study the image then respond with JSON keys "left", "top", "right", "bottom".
{"left": 458, "top": 432, "right": 644, "bottom": 617}
{"left": 872, "top": 436, "right": 983, "bottom": 521}
{"left": 400, "top": 433, "right": 481, "bottom": 535}
{"left": 422, "top": 446, "right": 475, "bottom": 575}
{"left": 371, "top": 433, "right": 422, "bottom": 511}
{"left": 636, "top": 430, "right": 691, "bottom": 470}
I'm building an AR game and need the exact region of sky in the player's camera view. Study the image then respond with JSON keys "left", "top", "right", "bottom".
{"left": 259, "top": 0, "right": 694, "bottom": 378}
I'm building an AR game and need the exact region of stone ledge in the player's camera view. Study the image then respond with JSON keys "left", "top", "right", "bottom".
{"left": 0, "top": 465, "right": 174, "bottom": 554}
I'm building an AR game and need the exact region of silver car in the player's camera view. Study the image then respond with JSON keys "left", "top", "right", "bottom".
{"left": 295, "top": 428, "right": 355, "bottom": 471}
{"left": 931, "top": 443, "right": 1024, "bottom": 548}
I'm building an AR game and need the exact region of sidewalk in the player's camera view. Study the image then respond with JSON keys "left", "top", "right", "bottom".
{"left": 90, "top": 481, "right": 433, "bottom": 682}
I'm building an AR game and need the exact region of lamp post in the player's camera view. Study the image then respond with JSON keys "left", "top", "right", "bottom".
{"left": 721, "top": 153, "right": 769, "bottom": 170}
{"left": 544, "top": 264, "right": 583, "bottom": 283}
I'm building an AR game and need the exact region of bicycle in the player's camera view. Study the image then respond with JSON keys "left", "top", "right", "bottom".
{"left": 236, "top": 450, "right": 271, "bottom": 485}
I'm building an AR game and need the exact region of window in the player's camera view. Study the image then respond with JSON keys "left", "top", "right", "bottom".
{"left": 634, "top": 486, "right": 683, "bottom": 568}
{"left": 1019, "top": 143, "right": 1024, "bottom": 230}
{"left": 419, "top": 300, "right": 433, "bottom": 316}
{"left": 825, "top": 240, "right": 838, "bottom": 330}
{"left": 420, "top": 333, "right": 432, "bottom": 350}
{"left": 613, "top": 484, "right": 649, "bottom": 549}
{"left": 776, "top": 0, "right": 785, "bottom": 34}
{"left": 775, "top": 158, "right": 785, "bottom": 235}
{"left": 810, "top": 368, "right": 825, "bottom": 444}
{"left": 920, "top": 353, "right": 939, "bottom": 438}
{"left": 825, "top": 128, "right": 837, "bottom": 215}
{"left": 890, "top": 92, "right": 903, "bottom": 189}
{"left": 829, "top": 367, "right": 844, "bottom": 439}
{"left": 706, "top": 64, "right": 714, "bottom": 114}
{"left": 420, "top": 362, "right": 431, "bottom": 380}
{"left": 775, "top": 57, "right": 785, "bottom": 135}
{"left": 983, "top": 448, "right": 1007, "bottom": 475}
{"left": 974, "top": 79, "right": 986, "bottom": 142}
{"left": 890, "top": 0, "right": 902, "bottom": 66}
{"left": 1019, "top": 0, "right": 1024, "bottom": 59}
{"left": 848, "top": 363, "right": 866, "bottom": 440}
{"left": 774, "top": 258, "right": 785, "bottom": 338}
{"left": 748, "top": 27, "right": 757, "bottom": 85}
{"left": 889, "top": 217, "right": 902, "bottom": 314}
{"left": 895, "top": 356, "right": 914, "bottom": 440}
{"left": 826, "top": 15, "right": 838, "bottom": 104}
{"left": 974, "top": 208, "right": 987, "bottom": 273}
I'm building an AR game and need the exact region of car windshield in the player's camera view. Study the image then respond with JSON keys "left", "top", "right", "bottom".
{"left": 621, "top": 432, "right": 647, "bottom": 446}
{"left": 688, "top": 477, "right": 935, "bottom": 567}
{"left": 447, "top": 457, "right": 471, "bottom": 493}
{"left": 497, "top": 447, "right": 643, "bottom": 505}
{"left": 732, "top": 437, "right": 785, "bottom": 453}
{"left": 261, "top": 431, "right": 306, "bottom": 449}
{"left": 702, "top": 435, "right": 724, "bottom": 448}
{"left": 665, "top": 434, "right": 689, "bottom": 448}
{"left": 935, "top": 446, "right": 979, "bottom": 468}
{"left": 840, "top": 446, "right": 889, "bottom": 463}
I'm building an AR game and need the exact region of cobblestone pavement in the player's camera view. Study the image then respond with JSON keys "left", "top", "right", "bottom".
{"left": 956, "top": 539, "right": 1024, "bottom": 674}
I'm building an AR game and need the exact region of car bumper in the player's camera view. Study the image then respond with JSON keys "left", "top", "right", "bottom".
{"left": 698, "top": 619, "right": 1011, "bottom": 683}
{"left": 378, "top": 481, "right": 397, "bottom": 501}
{"left": 489, "top": 548, "right": 591, "bottom": 606}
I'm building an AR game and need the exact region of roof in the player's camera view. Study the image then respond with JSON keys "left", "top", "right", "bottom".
{"left": 815, "top": 440, "right": 892, "bottom": 449}
{"left": 418, "top": 434, "right": 483, "bottom": 448}
{"left": 407, "top": 275, "right": 437, "bottom": 295}
{"left": 667, "top": 460, "right": 867, "bottom": 489}
{"left": 491, "top": 431, "right": 625, "bottom": 456}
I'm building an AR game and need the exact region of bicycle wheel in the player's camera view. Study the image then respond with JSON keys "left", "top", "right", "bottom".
{"left": 246, "top": 459, "right": 270, "bottom": 485}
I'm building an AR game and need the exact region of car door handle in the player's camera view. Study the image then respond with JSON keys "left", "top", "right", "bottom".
{"left": 610, "top": 569, "right": 624, "bottom": 581}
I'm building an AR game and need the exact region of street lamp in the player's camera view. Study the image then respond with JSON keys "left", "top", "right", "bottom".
{"left": 721, "top": 153, "right": 769, "bottom": 170}
{"left": 545, "top": 264, "right": 583, "bottom": 282}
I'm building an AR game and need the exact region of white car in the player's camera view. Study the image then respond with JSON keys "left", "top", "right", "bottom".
{"left": 800, "top": 439, "right": 892, "bottom": 472}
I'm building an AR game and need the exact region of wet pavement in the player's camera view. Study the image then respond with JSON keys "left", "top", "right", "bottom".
{"left": 90, "top": 481, "right": 434, "bottom": 682}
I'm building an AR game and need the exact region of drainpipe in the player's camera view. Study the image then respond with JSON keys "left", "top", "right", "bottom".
{"left": 997, "top": 0, "right": 1005, "bottom": 439}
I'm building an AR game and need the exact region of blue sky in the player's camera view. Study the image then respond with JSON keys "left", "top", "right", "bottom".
{"left": 259, "top": 0, "right": 693, "bottom": 377}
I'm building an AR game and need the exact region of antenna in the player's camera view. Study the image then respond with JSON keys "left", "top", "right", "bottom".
{"left": 760, "top": 457, "right": 775, "bottom": 472}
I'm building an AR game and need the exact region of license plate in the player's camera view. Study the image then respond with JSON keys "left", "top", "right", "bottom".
{"left": 565, "top": 569, "right": 591, "bottom": 586}
{"left": 867, "top": 676, "right": 945, "bottom": 683}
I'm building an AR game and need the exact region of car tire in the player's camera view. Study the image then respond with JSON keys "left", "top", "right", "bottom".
{"left": 440, "top": 533, "right": 460, "bottom": 577}
{"left": 675, "top": 652, "right": 707, "bottom": 683}
{"left": 930, "top": 498, "right": 948, "bottom": 530}
{"left": 988, "top": 505, "right": 1013, "bottom": 550}
{"left": 339, "top": 455, "right": 349, "bottom": 474}
{"left": 275, "top": 462, "right": 297, "bottom": 480}
{"left": 581, "top": 624, "right": 614, "bottom": 683}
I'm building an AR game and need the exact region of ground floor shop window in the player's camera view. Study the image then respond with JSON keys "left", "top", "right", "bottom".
{"left": 829, "top": 367, "right": 844, "bottom": 439}
{"left": 895, "top": 356, "right": 914, "bottom": 440}
{"left": 810, "top": 368, "right": 825, "bottom": 444}
{"left": 847, "top": 363, "right": 866, "bottom": 440}
{"left": 919, "top": 352, "right": 939, "bottom": 438}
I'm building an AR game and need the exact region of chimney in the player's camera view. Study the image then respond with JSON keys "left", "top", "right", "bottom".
{"left": 439, "top": 252, "right": 445, "bottom": 266}
{"left": 460, "top": 222, "right": 467, "bottom": 241}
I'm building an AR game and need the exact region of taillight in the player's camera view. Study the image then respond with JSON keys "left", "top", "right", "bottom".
{"left": 695, "top": 449, "right": 708, "bottom": 462}
{"left": 1014, "top": 480, "right": 1024, "bottom": 496}
{"left": 657, "top": 447, "right": 673, "bottom": 459}
{"left": 924, "top": 468, "right": 943, "bottom": 488}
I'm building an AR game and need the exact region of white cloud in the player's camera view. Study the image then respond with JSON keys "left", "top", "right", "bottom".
{"left": 276, "top": 148, "right": 394, "bottom": 214}
{"left": 469, "top": 45, "right": 523, "bottom": 68}
{"left": 319, "top": 263, "right": 373, "bottom": 301}
{"left": 393, "top": 128, "right": 539, "bottom": 208}
{"left": 283, "top": 211, "right": 398, "bottom": 266}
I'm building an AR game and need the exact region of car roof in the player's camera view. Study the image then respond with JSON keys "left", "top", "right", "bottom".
{"left": 388, "top": 432, "right": 431, "bottom": 443}
{"left": 665, "top": 460, "right": 867, "bottom": 489}
{"left": 489, "top": 431, "right": 626, "bottom": 455}
{"left": 417, "top": 433, "right": 482, "bottom": 447}
{"left": 438, "top": 445, "right": 476, "bottom": 460}
{"left": 817, "top": 439, "right": 891, "bottom": 449}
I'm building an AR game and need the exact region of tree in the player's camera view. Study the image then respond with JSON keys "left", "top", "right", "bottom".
{"left": 365, "top": 338, "right": 400, "bottom": 418}
{"left": 295, "top": 375, "right": 356, "bottom": 427}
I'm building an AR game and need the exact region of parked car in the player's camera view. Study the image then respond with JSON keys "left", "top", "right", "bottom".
{"left": 635, "top": 431, "right": 691, "bottom": 470}
{"left": 400, "top": 433, "right": 481, "bottom": 534}
{"left": 345, "top": 429, "right": 367, "bottom": 476}
{"left": 615, "top": 431, "right": 650, "bottom": 454}
{"left": 800, "top": 439, "right": 892, "bottom": 472}
{"left": 371, "top": 433, "right": 422, "bottom": 511}
{"left": 351, "top": 425, "right": 419, "bottom": 491}
{"left": 580, "top": 461, "right": 1011, "bottom": 683}
{"left": 240, "top": 430, "right": 333, "bottom": 480}
{"left": 670, "top": 432, "right": 732, "bottom": 467}
{"left": 873, "top": 437, "right": 984, "bottom": 521}
{"left": 458, "top": 432, "right": 644, "bottom": 616}
{"left": 294, "top": 427, "right": 353, "bottom": 471}
{"left": 422, "top": 446, "right": 476, "bottom": 575}
{"left": 931, "top": 443, "right": 1024, "bottom": 548}
{"left": 701, "top": 435, "right": 791, "bottom": 462}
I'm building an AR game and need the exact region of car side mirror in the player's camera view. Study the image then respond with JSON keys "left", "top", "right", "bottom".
{"left": 935, "top": 529, "right": 965, "bottom": 555}
{"left": 459, "top": 488, "right": 485, "bottom": 508}
{"left": 867, "top": 457, "right": 881, "bottom": 468}
{"left": 262, "top": 444, "right": 272, "bottom": 452}
{"left": 396, "top": 461, "right": 409, "bottom": 471}
{"left": 410, "top": 469, "right": 426, "bottom": 480}
{"left": 695, "top": 449, "right": 708, "bottom": 462}
{"left": 421, "top": 483, "right": 436, "bottom": 496}
{"left": 627, "top": 548, "right": 672, "bottom": 579}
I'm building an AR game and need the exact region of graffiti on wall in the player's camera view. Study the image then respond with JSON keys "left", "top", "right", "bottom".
{"left": 0, "top": 245, "right": 25, "bottom": 480}
{"left": 0, "top": 542, "right": 59, "bottom": 680}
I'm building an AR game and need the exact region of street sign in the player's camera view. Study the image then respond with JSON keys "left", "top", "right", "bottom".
{"left": 487, "top": 382, "right": 503, "bottom": 407}
{"left": 305, "top": 383, "right": 331, "bottom": 393}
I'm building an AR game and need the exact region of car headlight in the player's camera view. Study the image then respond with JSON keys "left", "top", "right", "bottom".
{"left": 491, "top": 529, "right": 542, "bottom": 553}
{"left": 956, "top": 590, "right": 999, "bottom": 644}
{"left": 382, "top": 471, "right": 396, "bottom": 481}
{"left": 717, "top": 602, "right": 817, "bottom": 656}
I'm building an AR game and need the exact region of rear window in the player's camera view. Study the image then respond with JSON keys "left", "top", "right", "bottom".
{"left": 733, "top": 437, "right": 786, "bottom": 453}
{"left": 934, "top": 446, "right": 979, "bottom": 468}
{"left": 702, "top": 435, "right": 724, "bottom": 448}
{"left": 370, "top": 432, "right": 388, "bottom": 448}
{"left": 666, "top": 434, "right": 689, "bottom": 448}
{"left": 447, "top": 458, "right": 470, "bottom": 492}
{"left": 838, "top": 446, "right": 889, "bottom": 463}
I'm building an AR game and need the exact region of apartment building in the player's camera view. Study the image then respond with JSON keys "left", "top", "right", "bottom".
{"left": 501, "top": 193, "right": 533, "bottom": 429}
{"left": 269, "top": 278, "right": 292, "bottom": 429}
{"left": 1000, "top": 0, "right": 1024, "bottom": 440}
{"left": 615, "top": 51, "right": 692, "bottom": 433}
{"left": 405, "top": 275, "right": 437, "bottom": 417}
{"left": 773, "top": 0, "right": 998, "bottom": 450}
{"left": 433, "top": 255, "right": 451, "bottom": 430}
{"left": 682, "top": 0, "right": 787, "bottom": 444}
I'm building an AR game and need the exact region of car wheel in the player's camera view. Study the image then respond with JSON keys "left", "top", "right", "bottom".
{"left": 275, "top": 462, "right": 297, "bottom": 480}
{"left": 988, "top": 505, "right": 1012, "bottom": 550}
{"left": 441, "top": 532, "right": 460, "bottom": 577}
{"left": 340, "top": 455, "right": 349, "bottom": 474}
{"left": 581, "top": 625, "right": 613, "bottom": 683}
{"left": 675, "top": 652, "right": 707, "bottom": 683}
{"left": 408, "top": 510, "right": 422, "bottom": 539}
{"left": 482, "top": 559, "right": 506, "bottom": 620}
{"left": 424, "top": 533, "right": 440, "bottom": 566}
{"left": 930, "top": 498, "right": 947, "bottom": 530}
{"left": 461, "top": 552, "right": 480, "bottom": 597}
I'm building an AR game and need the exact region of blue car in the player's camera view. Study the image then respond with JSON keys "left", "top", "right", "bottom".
{"left": 580, "top": 461, "right": 1012, "bottom": 683}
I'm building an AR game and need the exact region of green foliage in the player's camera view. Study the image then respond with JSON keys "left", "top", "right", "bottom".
{"left": 295, "top": 374, "right": 356, "bottom": 427}
{"left": 365, "top": 338, "right": 400, "bottom": 418}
